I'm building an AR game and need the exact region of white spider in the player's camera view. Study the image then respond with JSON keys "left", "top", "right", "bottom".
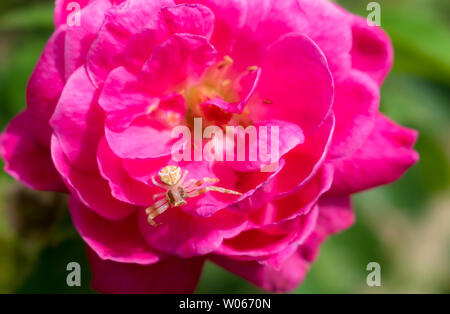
{"left": 145, "top": 165, "right": 242, "bottom": 226}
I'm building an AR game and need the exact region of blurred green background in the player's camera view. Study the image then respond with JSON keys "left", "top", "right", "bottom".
{"left": 0, "top": 0, "right": 449, "bottom": 294}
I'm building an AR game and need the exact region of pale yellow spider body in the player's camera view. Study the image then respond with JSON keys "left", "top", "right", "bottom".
{"left": 158, "top": 165, "right": 182, "bottom": 186}
{"left": 145, "top": 166, "right": 242, "bottom": 226}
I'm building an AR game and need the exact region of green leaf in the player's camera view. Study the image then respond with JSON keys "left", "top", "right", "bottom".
{"left": 16, "top": 236, "right": 94, "bottom": 294}
{"left": 0, "top": 3, "right": 54, "bottom": 32}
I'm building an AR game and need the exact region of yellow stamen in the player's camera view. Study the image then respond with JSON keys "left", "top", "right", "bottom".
{"left": 217, "top": 55, "right": 234, "bottom": 69}
{"left": 222, "top": 79, "right": 231, "bottom": 87}
{"left": 147, "top": 102, "right": 159, "bottom": 114}
{"left": 224, "top": 55, "right": 234, "bottom": 65}
{"left": 167, "top": 112, "right": 180, "bottom": 124}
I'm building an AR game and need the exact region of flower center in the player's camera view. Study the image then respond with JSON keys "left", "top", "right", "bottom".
{"left": 182, "top": 55, "right": 258, "bottom": 129}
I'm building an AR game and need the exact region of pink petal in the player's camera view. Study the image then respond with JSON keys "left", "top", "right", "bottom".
{"left": 299, "top": 196, "right": 355, "bottom": 262}
{"left": 177, "top": 0, "right": 248, "bottom": 54}
{"left": 87, "top": 248, "right": 204, "bottom": 294}
{"left": 0, "top": 111, "right": 66, "bottom": 192}
{"left": 253, "top": 33, "right": 334, "bottom": 135}
{"left": 50, "top": 67, "right": 104, "bottom": 172}
{"left": 69, "top": 196, "right": 163, "bottom": 264}
{"left": 27, "top": 27, "right": 66, "bottom": 146}
{"left": 124, "top": 159, "right": 243, "bottom": 219}
{"left": 350, "top": 16, "right": 394, "bottom": 85}
{"left": 255, "top": 164, "right": 333, "bottom": 224}
{"left": 199, "top": 98, "right": 234, "bottom": 124}
{"left": 86, "top": 0, "right": 174, "bottom": 84}
{"left": 99, "top": 67, "right": 187, "bottom": 131}
{"left": 328, "top": 70, "right": 379, "bottom": 158}
{"left": 229, "top": 0, "right": 351, "bottom": 81}
{"left": 211, "top": 196, "right": 354, "bottom": 292}
{"left": 274, "top": 114, "right": 334, "bottom": 196}
{"left": 298, "top": 0, "right": 352, "bottom": 82}
{"left": 238, "top": 205, "right": 320, "bottom": 270}
{"left": 98, "top": 67, "right": 158, "bottom": 130}
{"left": 64, "top": 0, "right": 112, "bottom": 79}
{"left": 138, "top": 205, "right": 248, "bottom": 258}
{"left": 127, "top": 159, "right": 257, "bottom": 218}
{"left": 199, "top": 67, "right": 261, "bottom": 123}
{"left": 178, "top": 161, "right": 242, "bottom": 217}
{"left": 318, "top": 196, "right": 355, "bottom": 234}
{"left": 139, "top": 33, "right": 217, "bottom": 94}
{"left": 329, "top": 114, "right": 419, "bottom": 196}
{"left": 221, "top": 120, "right": 304, "bottom": 172}
{"left": 124, "top": 21, "right": 170, "bottom": 72}
{"left": 227, "top": 160, "right": 285, "bottom": 215}
{"left": 210, "top": 250, "right": 310, "bottom": 293}
{"left": 234, "top": 66, "right": 262, "bottom": 110}
{"left": 162, "top": 4, "right": 215, "bottom": 39}
{"left": 97, "top": 137, "right": 159, "bottom": 206}
{"left": 121, "top": 156, "right": 173, "bottom": 185}
{"left": 54, "top": 0, "right": 90, "bottom": 27}
{"left": 216, "top": 207, "right": 318, "bottom": 260}
{"left": 51, "top": 135, "right": 136, "bottom": 220}
{"left": 227, "top": 0, "right": 306, "bottom": 71}
{"left": 104, "top": 122, "right": 175, "bottom": 160}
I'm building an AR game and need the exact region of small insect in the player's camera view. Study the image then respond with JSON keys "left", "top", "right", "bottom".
{"left": 145, "top": 166, "right": 242, "bottom": 226}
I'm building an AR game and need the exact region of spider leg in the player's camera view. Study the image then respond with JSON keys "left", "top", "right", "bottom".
{"left": 176, "top": 170, "right": 189, "bottom": 187}
{"left": 145, "top": 198, "right": 167, "bottom": 215}
{"left": 151, "top": 175, "right": 167, "bottom": 189}
{"left": 185, "top": 178, "right": 220, "bottom": 192}
{"left": 145, "top": 198, "right": 169, "bottom": 227}
{"left": 147, "top": 202, "right": 170, "bottom": 226}
{"left": 181, "top": 178, "right": 196, "bottom": 189}
{"left": 152, "top": 192, "right": 166, "bottom": 200}
{"left": 187, "top": 186, "right": 242, "bottom": 198}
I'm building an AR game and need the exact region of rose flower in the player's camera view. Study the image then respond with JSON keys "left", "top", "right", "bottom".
{"left": 0, "top": 0, "right": 418, "bottom": 293}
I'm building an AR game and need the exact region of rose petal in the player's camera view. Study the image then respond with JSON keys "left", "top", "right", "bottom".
{"left": 253, "top": 33, "right": 334, "bottom": 135}
{"left": 104, "top": 122, "right": 176, "bottom": 160}
{"left": 51, "top": 135, "right": 136, "bottom": 220}
{"left": 211, "top": 196, "right": 354, "bottom": 292}
{"left": 350, "top": 15, "right": 394, "bottom": 85}
{"left": 97, "top": 137, "right": 159, "bottom": 206}
{"left": 274, "top": 114, "right": 334, "bottom": 196}
{"left": 64, "top": 0, "right": 112, "bottom": 79}
{"left": 139, "top": 33, "right": 217, "bottom": 94}
{"left": 50, "top": 67, "right": 104, "bottom": 171}
{"left": 99, "top": 67, "right": 187, "bottom": 131}
{"left": 298, "top": 0, "right": 352, "bottom": 82}
{"left": 227, "top": 0, "right": 303, "bottom": 69}
{"left": 178, "top": 0, "right": 248, "bottom": 54}
{"left": 210, "top": 250, "right": 310, "bottom": 293}
{"left": 329, "top": 114, "right": 419, "bottom": 196}
{"left": 0, "top": 111, "right": 66, "bottom": 192}
{"left": 162, "top": 4, "right": 215, "bottom": 38}
{"left": 54, "top": 0, "right": 90, "bottom": 27}
{"left": 87, "top": 248, "right": 204, "bottom": 294}
{"left": 26, "top": 27, "right": 66, "bottom": 147}
{"left": 86, "top": 0, "right": 174, "bottom": 84}
{"left": 299, "top": 196, "right": 355, "bottom": 262}
{"left": 138, "top": 205, "right": 248, "bottom": 258}
{"left": 328, "top": 69, "right": 379, "bottom": 158}
{"left": 257, "top": 164, "right": 333, "bottom": 224}
{"left": 69, "top": 196, "right": 162, "bottom": 264}
{"left": 218, "top": 120, "right": 304, "bottom": 172}
{"left": 216, "top": 206, "right": 318, "bottom": 260}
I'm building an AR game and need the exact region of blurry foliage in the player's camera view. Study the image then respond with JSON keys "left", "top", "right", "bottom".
{"left": 0, "top": 0, "right": 448, "bottom": 293}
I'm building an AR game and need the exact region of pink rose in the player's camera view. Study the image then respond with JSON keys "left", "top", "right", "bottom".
{"left": 0, "top": 0, "right": 418, "bottom": 293}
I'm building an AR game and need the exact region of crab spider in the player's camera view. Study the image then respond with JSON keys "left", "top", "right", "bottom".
{"left": 145, "top": 166, "right": 242, "bottom": 226}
